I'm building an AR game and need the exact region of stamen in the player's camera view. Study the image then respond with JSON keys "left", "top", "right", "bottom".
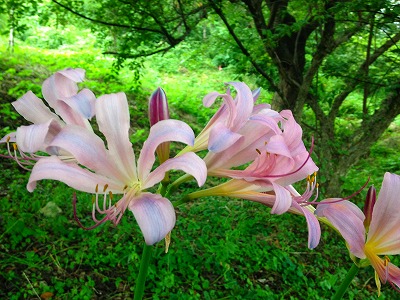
{"left": 384, "top": 256, "right": 390, "bottom": 283}
{"left": 260, "top": 136, "right": 315, "bottom": 179}
{"left": 103, "top": 184, "right": 108, "bottom": 192}
{"left": 73, "top": 193, "right": 109, "bottom": 230}
{"left": 255, "top": 148, "right": 261, "bottom": 155}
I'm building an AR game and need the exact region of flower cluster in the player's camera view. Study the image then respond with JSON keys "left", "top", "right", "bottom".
{"left": 2, "top": 68, "right": 400, "bottom": 295}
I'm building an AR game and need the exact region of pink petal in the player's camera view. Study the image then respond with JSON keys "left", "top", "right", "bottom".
{"left": 28, "top": 156, "right": 122, "bottom": 193}
{"left": 315, "top": 199, "right": 366, "bottom": 258}
{"left": 16, "top": 119, "right": 62, "bottom": 152}
{"left": 143, "top": 152, "right": 207, "bottom": 189}
{"left": 291, "top": 202, "right": 321, "bottom": 249}
{"left": 57, "top": 68, "right": 85, "bottom": 83}
{"left": 137, "top": 119, "right": 195, "bottom": 181}
{"left": 270, "top": 183, "right": 292, "bottom": 214}
{"left": 226, "top": 82, "right": 254, "bottom": 130}
{"left": 0, "top": 132, "right": 16, "bottom": 143}
{"left": 265, "top": 134, "right": 292, "bottom": 158}
{"left": 62, "top": 88, "right": 96, "bottom": 120}
{"left": 96, "top": 93, "right": 137, "bottom": 181}
{"left": 42, "top": 68, "right": 85, "bottom": 107}
{"left": 46, "top": 125, "right": 125, "bottom": 183}
{"left": 208, "top": 122, "right": 243, "bottom": 152}
{"left": 12, "top": 91, "right": 62, "bottom": 124}
{"left": 54, "top": 100, "right": 92, "bottom": 130}
{"left": 367, "top": 172, "right": 400, "bottom": 255}
{"left": 203, "top": 91, "right": 236, "bottom": 126}
{"left": 129, "top": 192, "right": 176, "bottom": 245}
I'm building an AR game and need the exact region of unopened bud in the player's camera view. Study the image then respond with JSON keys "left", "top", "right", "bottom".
{"left": 363, "top": 185, "right": 376, "bottom": 230}
{"left": 148, "top": 87, "right": 169, "bottom": 126}
{"left": 148, "top": 87, "right": 170, "bottom": 164}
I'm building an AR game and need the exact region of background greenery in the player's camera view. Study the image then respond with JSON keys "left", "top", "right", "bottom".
{"left": 0, "top": 3, "right": 399, "bottom": 299}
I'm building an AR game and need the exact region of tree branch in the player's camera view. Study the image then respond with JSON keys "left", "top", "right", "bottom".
{"left": 103, "top": 46, "right": 174, "bottom": 58}
{"left": 209, "top": 0, "right": 284, "bottom": 101}
{"left": 329, "top": 31, "right": 400, "bottom": 120}
{"left": 51, "top": 0, "right": 163, "bottom": 34}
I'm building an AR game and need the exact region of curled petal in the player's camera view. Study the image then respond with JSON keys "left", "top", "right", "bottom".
{"left": 63, "top": 88, "right": 96, "bottom": 120}
{"left": 16, "top": 119, "right": 62, "bottom": 152}
{"left": 143, "top": 152, "right": 207, "bottom": 189}
{"left": 54, "top": 100, "right": 92, "bottom": 130}
{"left": 208, "top": 122, "right": 242, "bottom": 152}
{"left": 291, "top": 202, "right": 321, "bottom": 249}
{"left": 42, "top": 68, "right": 85, "bottom": 107}
{"left": 0, "top": 132, "right": 16, "bottom": 144}
{"left": 315, "top": 199, "right": 366, "bottom": 258}
{"left": 12, "top": 91, "right": 62, "bottom": 125}
{"left": 226, "top": 82, "right": 254, "bottom": 130}
{"left": 270, "top": 183, "right": 292, "bottom": 214}
{"left": 28, "top": 156, "right": 122, "bottom": 193}
{"left": 129, "top": 193, "right": 176, "bottom": 245}
{"left": 138, "top": 119, "right": 195, "bottom": 180}
{"left": 203, "top": 91, "right": 236, "bottom": 126}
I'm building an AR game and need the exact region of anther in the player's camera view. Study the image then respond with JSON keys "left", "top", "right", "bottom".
{"left": 103, "top": 184, "right": 109, "bottom": 192}
{"left": 255, "top": 149, "right": 261, "bottom": 155}
{"left": 95, "top": 184, "right": 99, "bottom": 193}
{"left": 13, "top": 143, "right": 18, "bottom": 151}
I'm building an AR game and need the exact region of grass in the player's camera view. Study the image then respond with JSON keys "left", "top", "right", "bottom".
{"left": 0, "top": 38, "right": 399, "bottom": 299}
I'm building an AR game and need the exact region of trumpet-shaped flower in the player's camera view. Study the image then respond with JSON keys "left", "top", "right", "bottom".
{"left": 203, "top": 109, "right": 318, "bottom": 215}
{"left": 181, "top": 82, "right": 261, "bottom": 154}
{"left": 315, "top": 172, "right": 400, "bottom": 293}
{"left": 0, "top": 68, "right": 96, "bottom": 167}
{"left": 27, "top": 92, "right": 207, "bottom": 245}
{"left": 186, "top": 175, "right": 321, "bottom": 249}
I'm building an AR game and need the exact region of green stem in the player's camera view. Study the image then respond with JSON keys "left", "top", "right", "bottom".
{"left": 134, "top": 244, "right": 153, "bottom": 300}
{"left": 332, "top": 264, "right": 359, "bottom": 300}
{"left": 167, "top": 173, "right": 193, "bottom": 196}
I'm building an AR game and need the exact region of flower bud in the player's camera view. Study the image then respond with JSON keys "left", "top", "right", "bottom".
{"left": 148, "top": 87, "right": 169, "bottom": 126}
{"left": 363, "top": 185, "right": 376, "bottom": 230}
{"left": 148, "top": 87, "right": 170, "bottom": 164}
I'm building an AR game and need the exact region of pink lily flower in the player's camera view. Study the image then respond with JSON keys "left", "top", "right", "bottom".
{"left": 186, "top": 175, "right": 321, "bottom": 249}
{"left": 315, "top": 172, "right": 400, "bottom": 294}
{"left": 0, "top": 68, "right": 96, "bottom": 167}
{"left": 204, "top": 109, "right": 318, "bottom": 214}
{"left": 27, "top": 92, "right": 207, "bottom": 245}
{"left": 181, "top": 82, "right": 258, "bottom": 153}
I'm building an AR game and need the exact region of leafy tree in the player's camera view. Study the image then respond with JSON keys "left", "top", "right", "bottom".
{"left": 0, "top": 0, "right": 40, "bottom": 51}
{"left": 42, "top": 0, "right": 400, "bottom": 194}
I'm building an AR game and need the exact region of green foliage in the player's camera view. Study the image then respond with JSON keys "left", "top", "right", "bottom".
{"left": 0, "top": 22, "right": 399, "bottom": 300}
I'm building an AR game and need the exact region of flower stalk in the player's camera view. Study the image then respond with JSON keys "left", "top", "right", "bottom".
{"left": 332, "top": 264, "right": 360, "bottom": 300}
{"left": 134, "top": 244, "right": 154, "bottom": 300}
